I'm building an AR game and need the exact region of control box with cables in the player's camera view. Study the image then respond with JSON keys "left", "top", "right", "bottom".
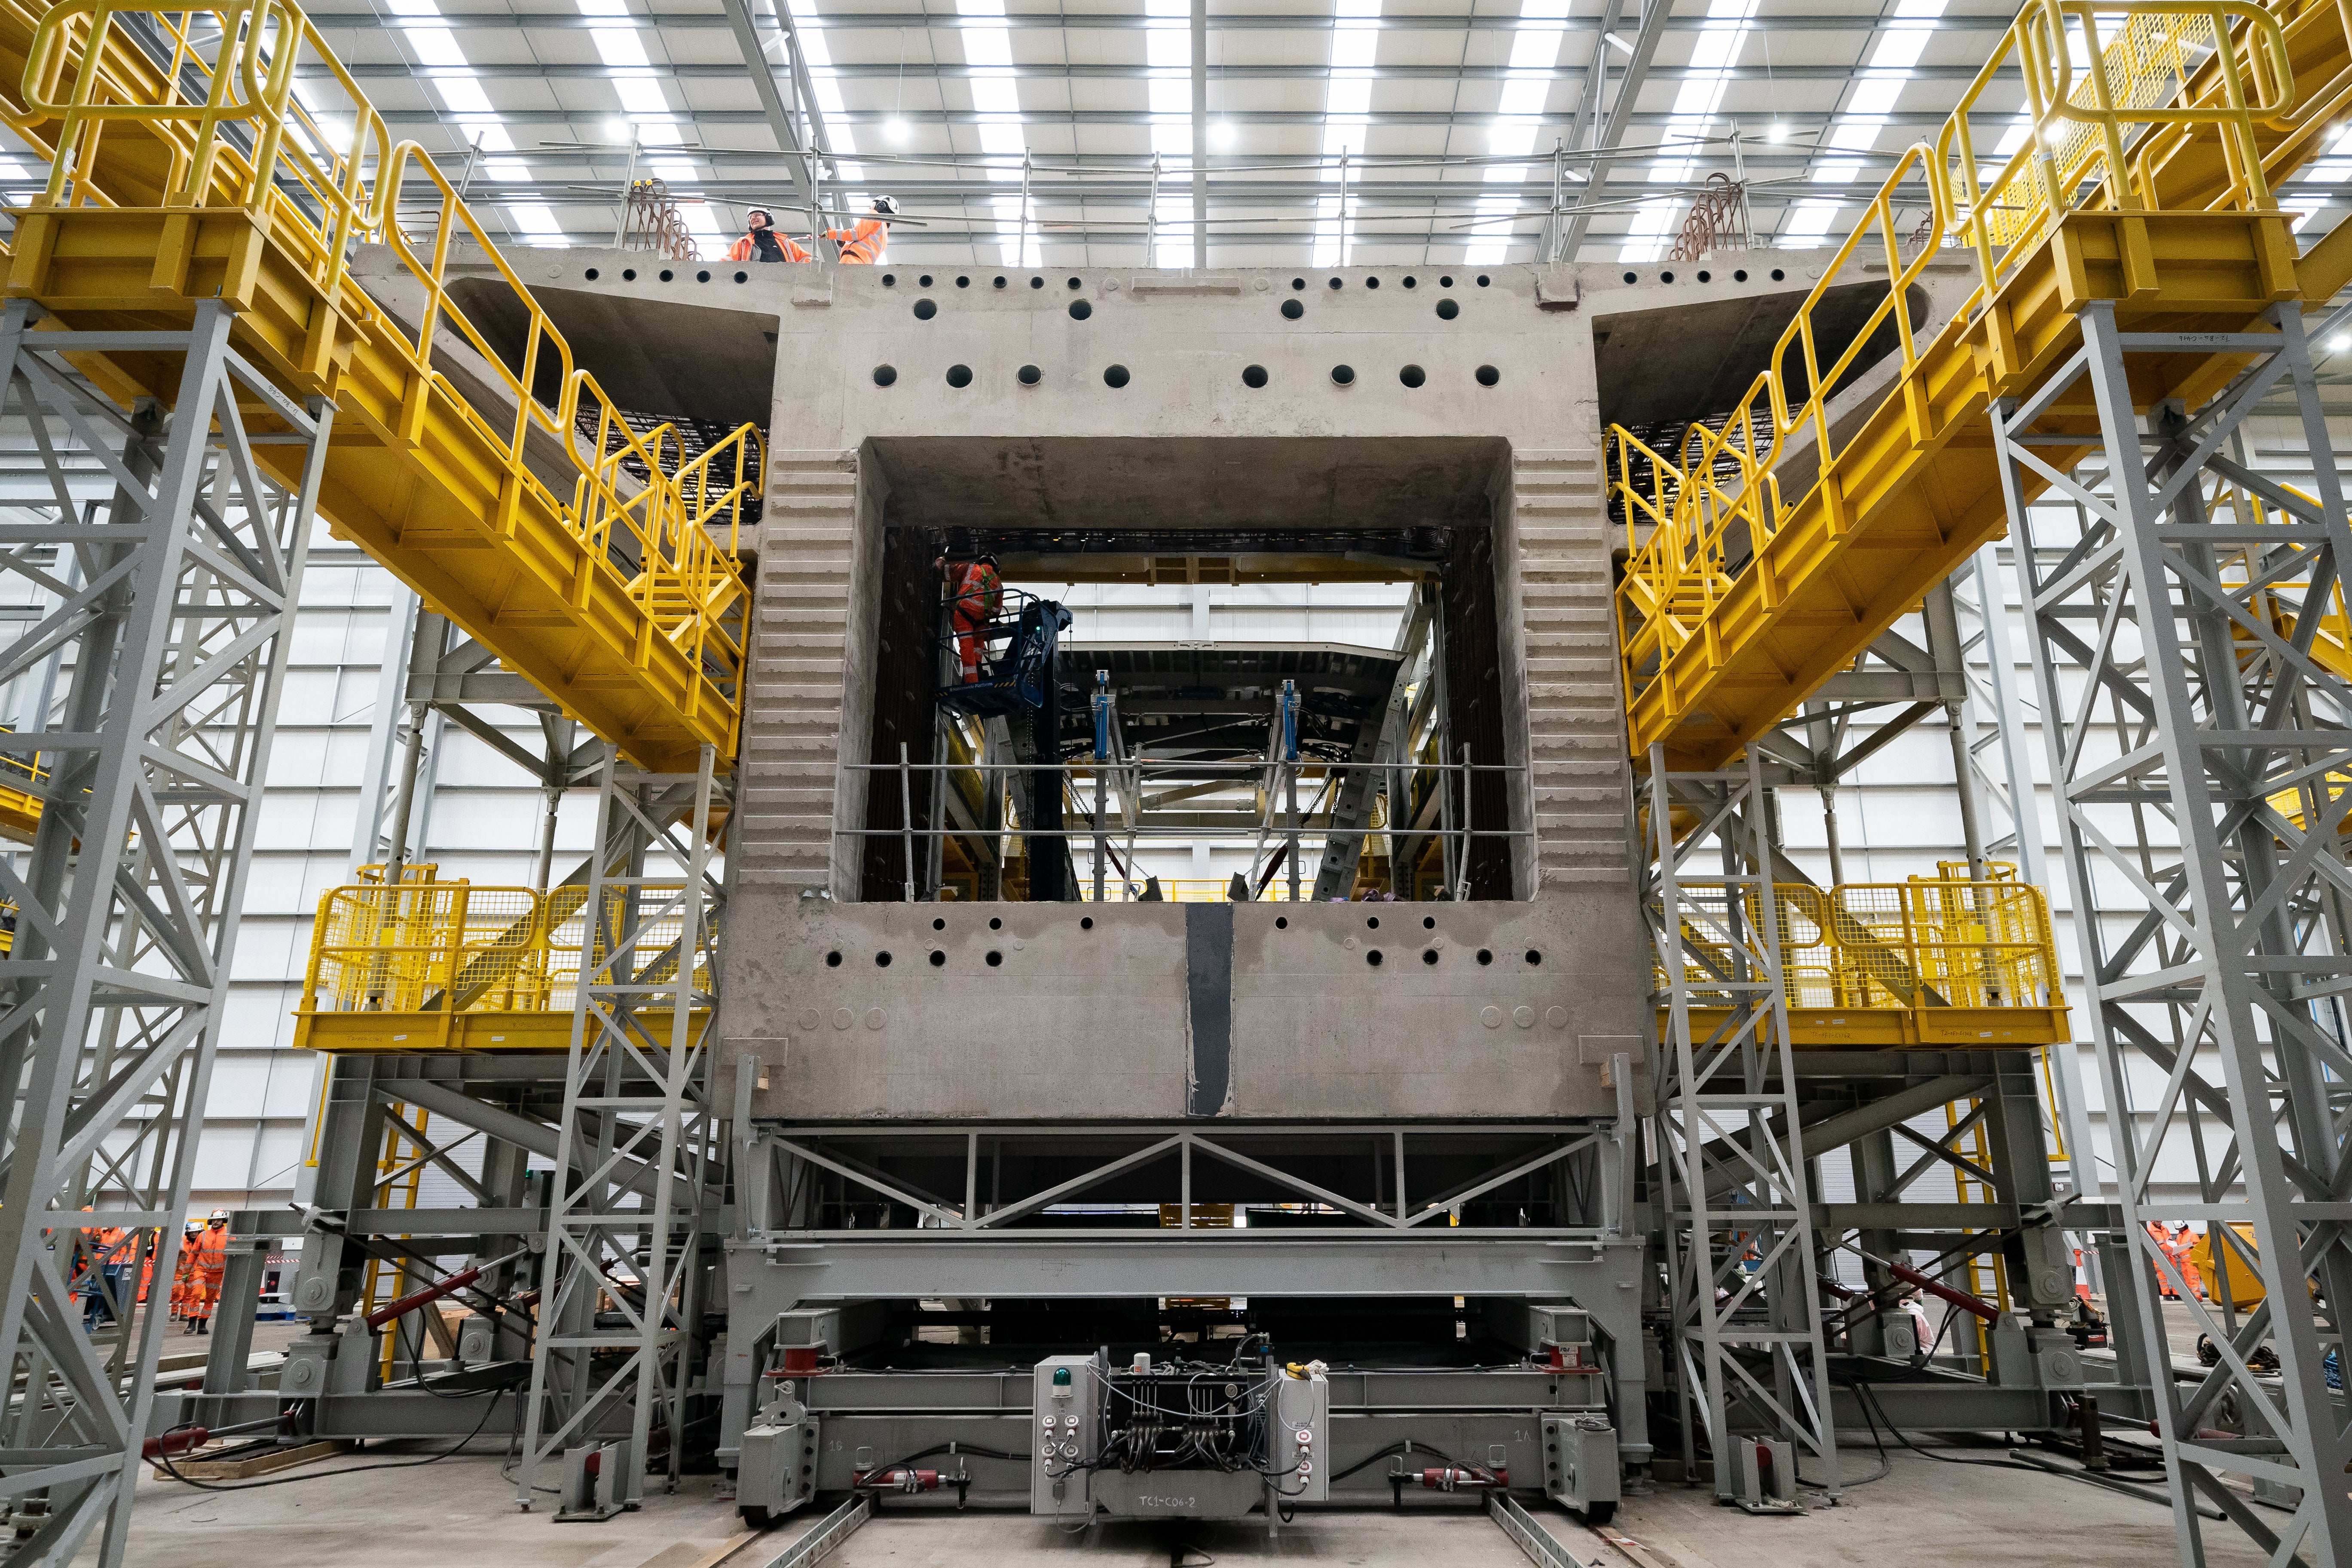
{"left": 1028, "top": 1353, "right": 1329, "bottom": 1519}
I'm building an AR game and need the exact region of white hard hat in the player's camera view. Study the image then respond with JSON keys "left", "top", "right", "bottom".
{"left": 208, "top": 1208, "right": 229, "bottom": 1220}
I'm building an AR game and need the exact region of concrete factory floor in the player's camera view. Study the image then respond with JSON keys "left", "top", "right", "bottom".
{"left": 73, "top": 1444, "right": 2279, "bottom": 1568}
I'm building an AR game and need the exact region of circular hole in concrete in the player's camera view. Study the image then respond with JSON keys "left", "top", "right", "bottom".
{"left": 622, "top": 268, "right": 637, "bottom": 281}
{"left": 1243, "top": 364, "right": 1268, "bottom": 388}
{"left": 956, "top": 275, "right": 971, "bottom": 288}
{"left": 1067, "top": 276, "right": 1083, "bottom": 290}
{"left": 1660, "top": 271, "right": 1674, "bottom": 283}
{"left": 989, "top": 917, "right": 1003, "bottom": 929}
{"left": 1622, "top": 271, "right": 1637, "bottom": 284}
{"left": 1400, "top": 364, "right": 1425, "bottom": 387}
{"left": 826, "top": 951, "right": 842, "bottom": 966}
{"left": 1328, "top": 277, "right": 1343, "bottom": 290}
{"left": 872, "top": 365, "right": 897, "bottom": 386}
{"left": 1069, "top": 299, "right": 1092, "bottom": 321}
{"left": 1291, "top": 277, "right": 1307, "bottom": 290}
{"left": 994, "top": 275, "right": 1008, "bottom": 288}
{"left": 1367, "top": 950, "right": 1384, "bottom": 966}
{"left": 1080, "top": 917, "right": 1095, "bottom": 929}
{"left": 734, "top": 271, "right": 748, "bottom": 283}
{"left": 875, "top": 951, "right": 893, "bottom": 967}
{"left": 1439, "top": 275, "right": 1454, "bottom": 287}
{"left": 1476, "top": 365, "right": 1500, "bottom": 387}
{"left": 1366, "top": 276, "right": 1380, "bottom": 289}
{"left": 1436, "top": 299, "right": 1460, "bottom": 320}
{"left": 1477, "top": 949, "right": 1493, "bottom": 965}
{"left": 1734, "top": 269, "right": 1748, "bottom": 282}
{"left": 659, "top": 269, "right": 673, "bottom": 282}
{"left": 584, "top": 268, "right": 600, "bottom": 280}
{"left": 1404, "top": 275, "right": 1418, "bottom": 288}
{"left": 1031, "top": 276, "right": 1045, "bottom": 289}
{"left": 946, "top": 364, "right": 973, "bottom": 388}
{"left": 933, "top": 917, "right": 946, "bottom": 930}
{"left": 1104, "top": 364, "right": 1130, "bottom": 388}
{"left": 986, "top": 951, "right": 1003, "bottom": 966}
{"left": 1697, "top": 270, "right": 1711, "bottom": 282}
{"left": 1525, "top": 949, "right": 1543, "bottom": 965}
{"left": 1018, "top": 364, "right": 1042, "bottom": 385}
{"left": 1281, "top": 300, "right": 1305, "bottom": 321}
{"left": 914, "top": 299, "right": 938, "bottom": 320}
{"left": 697, "top": 270, "right": 710, "bottom": 282}
{"left": 919, "top": 273, "right": 934, "bottom": 287}
{"left": 1276, "top": 917, "right": 1289, "bottom": 929}
{"left": 1423, "top": 916, "right": 1435, "bottom": 929}
{"left": 1771, "top": 268, "right": 1786, "bottom": 281}
{"left": 929, "top": 950, "right": 946, "bottom": 967}
{"left": 1367, "top": 916, "right": 1380, "bottom": 929}
{"left": 1330, "top": 364, "right": 1355, "bottom": 385}
{"left": 1423, "top": 949, "right": 1439, "bottom": 965}
{"left": 882, "top": 273, "right": 896, "bottom": 286}
{"left": 1476, "top": 274, "right": 1490, "bottom": 287}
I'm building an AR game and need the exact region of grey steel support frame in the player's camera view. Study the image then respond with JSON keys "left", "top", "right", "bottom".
{"left": 516, "top": 746, "right": 731, "bottom": 1510}
{"left": 1994, "top": 297, "right": 2352, "bottom": 1564}
{"left": 0, "top": 299, "right": 331, "bottom": 1568}
{"left": 1643, "top": 747, "right": 1839, "bottom": 1501}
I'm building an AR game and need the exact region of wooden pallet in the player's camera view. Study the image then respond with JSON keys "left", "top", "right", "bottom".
{"left": 153, "top": 1439, "right": 349, "bottom": 1481}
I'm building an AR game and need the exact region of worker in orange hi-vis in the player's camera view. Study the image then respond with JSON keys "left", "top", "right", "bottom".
{"left": 937, "top": 553, "right": 1003, "bottom": 681}
{"left": 725, "top": 208, "right": 810, "bottom": 264}
{"left": 168, "top": 1225, "right": 196, "bottom": 1320}
{"left": 185, "top": 1210, "right": 230, "bottom": 1335}
{"left": 823, "top": 197, "right": 897, "bottom": 264}
{"left": 2170, "top": 1223, "right": 2207, "bottom": 1301}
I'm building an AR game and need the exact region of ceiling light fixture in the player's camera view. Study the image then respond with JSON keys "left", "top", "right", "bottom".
{"left": 885, "top": 118, "right": 911, "bottom": 144}
{"left": 1767, "top": 121, "right": 1789, "bottom": 143}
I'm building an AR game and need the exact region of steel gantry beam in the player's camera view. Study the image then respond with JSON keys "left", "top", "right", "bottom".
{"left": 1994, "top": 296, "right": 2352, "bottom": 1564}
{"left": 1643, "top": 746, "right": 1840, "bottom": 1508}
{"left": 0, "top": 300, "right": 331, "bottom": 1568}
{"left": 516, "top": 746, "right": 731, "bottom": 1511}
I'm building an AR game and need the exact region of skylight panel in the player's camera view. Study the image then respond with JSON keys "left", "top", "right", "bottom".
{"left": 1316, "top": 0, "right": 1383, "bottom": 267}
{"left": 1147, "top": 0, "right": 1194, "bottom": 264}
{"left": 1464, "top": 0, "right": 1569, "bottom": 266}
{"left": 1618, "top": 0, "right": 1754, "bottom": 263}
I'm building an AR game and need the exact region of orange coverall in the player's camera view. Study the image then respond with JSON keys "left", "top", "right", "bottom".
{"left": 186, "top": 1222, "right": 228, "bottom": 1322}
{"left": 827, "top": 217, "right": 888, "bottom": 264}
{"left": 948, "top": 561, "right": 1003, "bottom": 680}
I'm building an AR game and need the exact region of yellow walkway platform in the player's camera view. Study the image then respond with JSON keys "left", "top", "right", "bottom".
{"left": 1661, "top": 876, "right": 2069, "bottom": 1049}
{"left": 292, "top": 875, "right": 713, "bottom": 1052}
{"left": 1616, "top": 0, "right": 2352, "bottom": 771}
{"left": 0, "top": 0, "right": 759, "bottom": 775}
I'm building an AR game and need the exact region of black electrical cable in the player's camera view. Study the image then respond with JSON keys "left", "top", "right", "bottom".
{"left": 1327, "top": 1439, "right": 1474, "bottom": 1485}
{"left": 393, "top": 1311, "right": 500, "bottom": 1400}
{"left": 155, "top": 1392, "right": 507, "bottom": 1492}
{"left": 1851, "top": 1381, "right": 2047, "bottom": 1474}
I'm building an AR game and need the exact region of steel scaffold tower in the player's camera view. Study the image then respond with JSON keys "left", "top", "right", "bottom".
{"left": 0, "top": 299, "right": 331, "bottom": 1567}
{"left": 1644, "top": 746, "right": 1840, "bottom": 1507}
{"left": 1996, "top": 296, "right": 2352, "bottom": 1564}
{"left": 516, "top": 745, "right": 728, "bottom": 1510}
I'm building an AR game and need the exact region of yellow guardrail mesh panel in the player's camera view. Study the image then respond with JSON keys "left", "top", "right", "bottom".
{"left": 1658, "top": 879, "right": 2066, "bottom": 1024}
{"left": 301, "top": 880, "right": 715, "bottom": 1027}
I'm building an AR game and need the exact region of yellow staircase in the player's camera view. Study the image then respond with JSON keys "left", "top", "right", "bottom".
{"left": 1615, "top": 0, "right": 2352, "bottom": 772}
{"left": 0, "top": 0, "right": 760, "bottom": 776}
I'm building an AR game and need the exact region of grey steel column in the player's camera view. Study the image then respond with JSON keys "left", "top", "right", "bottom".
{"left": 0, "top": 300, "right": 332, "bottom": 1568}
{"left": 1996, "top": 297, "right": 2352, "bottom": 1562}
{"left": 517, "top": 746, "right": 730, "bottom": 1509}
{"left": 1645, "top": 746, "right": 1838, "bottom": 1506}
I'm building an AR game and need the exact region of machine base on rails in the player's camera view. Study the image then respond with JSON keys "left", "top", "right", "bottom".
{"left": 1541, "top": 1414, "right": 1621, "bottom": 1525}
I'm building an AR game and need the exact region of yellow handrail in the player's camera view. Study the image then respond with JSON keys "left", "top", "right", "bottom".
{"left": 298, "top": 880, "right": 716, "bottom": 1021}
{"left": 1613, "top": 0, "right": 2294, "bottom": 756}
{"left": 1659, "top": 878, "right": 2067, "bottom": 1017}
{"left": 11, "top": 0, "right": 762, "bottom": 764}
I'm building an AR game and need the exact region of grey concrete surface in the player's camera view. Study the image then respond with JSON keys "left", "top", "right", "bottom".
{"left": 76, "top": 1447, "right": 2277, "bottom": 1568}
